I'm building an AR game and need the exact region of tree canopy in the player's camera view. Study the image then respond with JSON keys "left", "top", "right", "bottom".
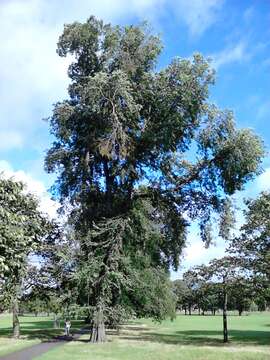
{"left": 45, "top": 16, "right": 265, "bottom": 342}
{"left": 0, "top": 176, "right": 49, "bottom": 337}
{"left": 0, "top": 177, "right": 46, "bottom": 281}
{"left": 230, "top": 191, "right": 270, "bottom": 281}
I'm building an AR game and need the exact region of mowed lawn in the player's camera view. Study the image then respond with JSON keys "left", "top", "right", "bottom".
{"left": 0, "top": 314, "right": 83, "bottom": 357}
{"left": 36, "top": 313, "right": 270, "bottom": 360}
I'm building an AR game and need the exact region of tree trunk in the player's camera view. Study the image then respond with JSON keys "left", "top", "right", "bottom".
{"left": 223, "top": 289, "right": 228, "bottom": 343}
{"left": 198, "top": 307, "right": 201, "bottom": 315}
{"left": 188, "top": 304, "right": 191, "bottom": 315}
{"left": 238, "top": 309, "right": 243, "bottom": 316}
{"left": 90, "top": 307, "right": 106, "bottom": 343}
{"left": 184, "top": 306, "right": 187, "bottom": 315}
{"left": 13, "top": 297, "right": 20, "bottom": 338}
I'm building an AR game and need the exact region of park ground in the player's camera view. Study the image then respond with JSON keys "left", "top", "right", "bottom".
{"left": 0, "top": 313, "right": 269, "bottom": 359}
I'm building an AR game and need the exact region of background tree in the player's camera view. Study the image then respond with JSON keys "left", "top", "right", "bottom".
{"left": 195, "top": 256, "right": 244, "bottom": 342}
{"left": 196, "top": 281, "right": 221, "bottom": 316}
{"left": 173, "top": 279, "right": 190, "bottom": 315}
{"left": 228, "top": 277, "right": 253, "bottom": 316}
{"left": 181, "top": 270, "right": 199, "bottom": 315}
{"left": 21, "top": 292, "right": 48, "bottom": 317}
{"left": 230, "top": 192, "right": 270, "bottom": 282}
{"left": 45, "top": 16, "right": 264, "bottom": 342}
{"left": 227, "top": 191, "right": 270, "bottom": 315}
{"left": 254, "top": 287, "right": 270, "bottom": 311}
{"left": 0, "top": 177, "right": 49, "bottom": 338}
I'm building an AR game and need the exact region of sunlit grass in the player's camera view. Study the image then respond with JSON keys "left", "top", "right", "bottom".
{"left": 36, "top": 312, "right": 270, "bottom": 360}
{"left": 1, "top": 313, "right": 269, "bottom": 359}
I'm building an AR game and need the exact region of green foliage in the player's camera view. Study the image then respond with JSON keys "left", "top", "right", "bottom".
{"left": 219, "top": 197, "right": 235, "bottom": 241}
{"left": 0, "top": 176, "right": 51, "bottom": 338}
{"left": 230, "top": 192, "right": 270, "bottom": 281}
{"left": 45, "top": 16, "right": 265, "bottom": 331}
{"left": 176, "top": 257, "right": 257, "bottom": 316}
{"left": 0, "top": 177, "right": 45, "bottom": 280}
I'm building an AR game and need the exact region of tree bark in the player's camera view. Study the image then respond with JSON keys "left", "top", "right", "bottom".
{"left": 90, "top": 307, "right": 106, "bottom": 343}
{"left": 13, "top": 297, "right": 20, "bottom": 338}
{"left": 223, "top": 289, "right": 228, "bottom": 343}
{"left": 188, "top": 304, "right": 191, "bottom": 315}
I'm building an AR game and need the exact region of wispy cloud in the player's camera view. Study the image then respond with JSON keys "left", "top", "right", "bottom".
{"left": 211, "top": 41, "right": 247, "bottom": 69}
{"left": 174, "top": 0, "right": 224, "bottom": 37}
{"left": 257, "top": 100, "right": 270, "bottom": 120}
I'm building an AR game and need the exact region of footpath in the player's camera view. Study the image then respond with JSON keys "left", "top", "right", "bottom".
{"left": 0, "top": 330, "right": 86, "bottom": 360}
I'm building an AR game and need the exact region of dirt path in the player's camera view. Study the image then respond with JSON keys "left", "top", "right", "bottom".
{"left": 0, "top": 331, "right": 85, "bottom": 360}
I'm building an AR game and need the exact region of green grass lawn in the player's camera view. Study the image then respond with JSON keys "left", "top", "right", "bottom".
{"left": 0, "top": 314, "right": 84, "bottom": 356}
{"left": 36, "top": 313, "right": 270, "bottom": 360}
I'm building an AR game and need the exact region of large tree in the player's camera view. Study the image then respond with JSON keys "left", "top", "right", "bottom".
{"left": 0, "top": 177, "right": 49, "bottom": 337}
{"left": 45, "top": 17, "right": 264, "bottom": 342}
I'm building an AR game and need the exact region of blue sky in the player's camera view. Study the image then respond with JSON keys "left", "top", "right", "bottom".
{"left": 0, "top": 0, "right": 270, "bottom": 275}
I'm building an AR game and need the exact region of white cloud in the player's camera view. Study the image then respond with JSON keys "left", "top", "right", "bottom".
{"left": 0, "top": 0, "right": 71, "bottom": 152}
{"left": 171, "top": 226, "right": 226, "bottom": 280}
{"left": 0, "top": 0, "right": 226, "bottom": 151}
{"left": 211, "top": 41, "right": 247, "bottom": 69}
{"left": 0, "top": 160, "right": 59, "bottom": 219}
{"left": 257, "top": 167, "right": 270, "bottom": 191}
{"left": 184, "top": 238, "right": 225, "bottom": 266}
{"left": 174, "top": 0, "right": 224, "bottom": 37}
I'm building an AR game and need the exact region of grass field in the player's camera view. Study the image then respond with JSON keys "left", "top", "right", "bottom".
{"left": 0, "top": 314, "right": 83, "bottom": 356}
{"left": 0, "top": 313, "right": 269, "bottom": 359}
{"left": 35, "top": 313, "right": 270, "bottom": 360}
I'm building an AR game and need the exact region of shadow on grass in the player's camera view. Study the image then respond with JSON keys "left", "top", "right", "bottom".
{"left": 0, "top": 319, "right": 84, "bottom": 342}
{"left": 2, "top": 319, "right": 269, "bottom": 347}
{"left": 119, "top": 328, "right": 270, "bottom": 347}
